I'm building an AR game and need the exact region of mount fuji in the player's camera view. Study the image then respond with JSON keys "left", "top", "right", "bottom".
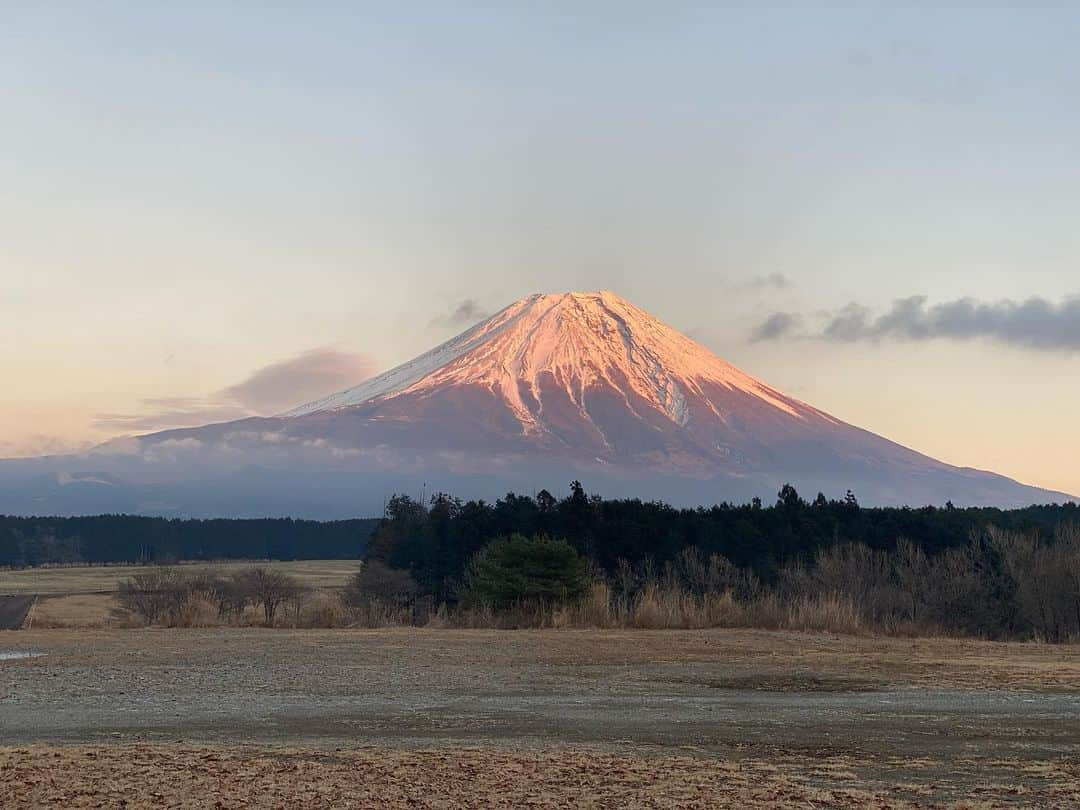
{"left": 1, "top": 291, "right": 1072, "bottom": 516}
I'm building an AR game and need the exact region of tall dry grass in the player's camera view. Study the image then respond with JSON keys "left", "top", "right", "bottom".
{"left": 435, "top": 582, "right": 868, "bottom": 635}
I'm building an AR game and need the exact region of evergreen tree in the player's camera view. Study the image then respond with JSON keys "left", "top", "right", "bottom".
{"left": 459, "top": 534, "right": 590, "bottom": 608}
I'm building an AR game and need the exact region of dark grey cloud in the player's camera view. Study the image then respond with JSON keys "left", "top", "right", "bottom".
{"left": 750, "top": 312, "right": 803, "bottom": 342}
{"left": 753, "top": 294, "right": 1080, "bottom": 351}
{"left": 431, "top": 298, "right": 490, "bottom": 329}
{"left": 94, "top": 348, "right": 377, "bottom": 432}
{"left": 824, "top": 295, "right": 1080, "bottom": 349}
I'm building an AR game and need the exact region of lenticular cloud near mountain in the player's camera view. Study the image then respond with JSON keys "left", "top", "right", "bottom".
{"left": 0, "top": 291, "right": 1073, "bottom": 517}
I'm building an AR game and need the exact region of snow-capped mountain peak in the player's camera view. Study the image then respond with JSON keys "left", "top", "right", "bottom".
{"left": 285, "top": 290, "right": 806, "bottom": 429}
{"left": 5, "top": 290, "right": 1067, "bottom": 517}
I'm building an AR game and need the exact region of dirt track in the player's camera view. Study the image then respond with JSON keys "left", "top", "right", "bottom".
{"left": 0, "top": 596, "right": 34, "bottom": 630}
{"left": 2, "top": 628, "right": 1080, "bottom": 806}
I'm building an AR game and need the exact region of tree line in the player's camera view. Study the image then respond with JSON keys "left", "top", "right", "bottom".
{"left": 344, "top": 482, "right": 1080, "bottom": 640}
{"left": 95, "top": 481, "right": 1080, "bottom": 640}
{"left": 0, "top": 515, "right": 377, "bottom": 568}
{"left": 365, "top": 481, "right": 1079, "bottom": 603}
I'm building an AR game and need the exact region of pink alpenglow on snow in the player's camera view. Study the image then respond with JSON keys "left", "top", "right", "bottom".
{"left": 286, "top": 291, "right": 807, "bottom": 424}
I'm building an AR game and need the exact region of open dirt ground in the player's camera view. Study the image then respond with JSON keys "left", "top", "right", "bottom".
{"left": 3, "top": 628, "right": 1080, "bottom": 806}
{"left": 5, "top": 744, "right": 1077, "bottom": 809}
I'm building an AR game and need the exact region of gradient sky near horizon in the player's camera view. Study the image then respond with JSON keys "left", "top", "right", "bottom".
{"left": 3, "top": 3, "right": 1080, "bottom": 496}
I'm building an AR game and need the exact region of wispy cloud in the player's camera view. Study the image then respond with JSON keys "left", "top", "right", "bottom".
{"left": 723, "top": 273, "right": 793, "bottom": 292}
{"left": 430, "top": 298, "right": 490, "bottom": 328}
{"left": 93, "top": 399, "right": 251, "bottom": 432}
{"left": 94, "top": 348, "right": 376, "bottom": 433}
{"left": 752, "top": 294, "right": 1080, "bottom": 351}
{"left": 0, "top": 435, "right": 95, "bottom": 459}
{"left": 747, "top": 273, "right": 792, "bottom": 290}
{"left": 221, "top": 348, "right": 376, "bottom": 414}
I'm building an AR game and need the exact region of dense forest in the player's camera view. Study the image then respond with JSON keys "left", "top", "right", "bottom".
{"left": 0, "top": 515, "right": 377, "bottom": 568}
{"left": 366, "top": 482, "right": 1080, "bottom": 603}
{"left": 345, "top": 483, "right": 1080, "bottom": 641}
{"left": 5, "top": 481, "right": 1077, "bottom": 583}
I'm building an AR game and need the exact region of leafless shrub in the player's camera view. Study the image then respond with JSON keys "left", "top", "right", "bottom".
{"left": 300, "top": 592, "right": 349, "bottom": 628}
{"left": 237, "top": 567, "right": 304, "bottom": 626}
{"left": 114, "top": 567, "right": 191, "bottom": 625}
{"left": 343, "top": 560, "right": 419, "bottom": 626}
{"left": 343, "top": 561, "right": 417, "bottom": 608}
{"left": 990, "top": 525, "right": 1080, "bottom": 642}
{"left": 172, "top": 596, "right": 221, "bottom": 628}
{"left": 893, "top": 538, "right": 931, "bottom": 623}
{"left": 114, "top": 565, "right": 306, "bottom": 627}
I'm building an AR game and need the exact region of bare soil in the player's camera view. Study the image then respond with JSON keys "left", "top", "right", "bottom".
{"left": 2, "top": 628, "right": 1079, "bottom": 807}
{"left": 4, "top": 745, "right": 1078, "bottom": 808}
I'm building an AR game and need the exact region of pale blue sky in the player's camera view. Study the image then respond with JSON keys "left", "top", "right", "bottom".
{"left": 3, "top": 3, "right": 1079, "bottom": 493}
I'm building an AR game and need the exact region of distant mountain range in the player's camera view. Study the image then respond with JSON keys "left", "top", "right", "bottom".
{"left": 1, "top": 291, "right": 1073, "bottom": 517}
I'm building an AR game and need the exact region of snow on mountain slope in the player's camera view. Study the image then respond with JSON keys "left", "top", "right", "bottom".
{"left": 271, "top": 290, "right": 883, "bottom": 475}
{"left": 287, "top": 290, "right": 811, "bottom": 426}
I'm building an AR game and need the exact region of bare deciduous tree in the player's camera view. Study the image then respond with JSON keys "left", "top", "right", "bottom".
{"left": 115, "top": 567, "right": 189, "bottom": 625}
{"left": 238, "top": 567, "right": 302, "bottom": 626}
{"left": 343, "top": 560, "right": 418, "bottom": 610}
{"left": 893, "top": 538, "right": 930, "bottom": 623}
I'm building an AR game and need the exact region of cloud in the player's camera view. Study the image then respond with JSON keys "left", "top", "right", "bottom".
{"left": 723, "top": 273, "right": 793, "bottom": 292}
{"left": 221, "top": 348, "right": 376, "bottom": 414}
{"left": 0, "top": 435, "right": 95, "bottom": 459}
{"left": 750, "top": 312, "right": 803, "bottom": 342}
{"left": 824, "top": 295, "right": 1080, "bottom": 350}
{"left": 94, "top": 398, "right": 251, "bottom": 432}
{"left": 91, "top": 436, "right": 143, "bottom": 456}
{"left": 748, "top": 273, "right": 792, "bottom": 290}
{"left": 141, "top": 437, "right": 206, "bottom": 464}
{"left": 56, "top": 471, "right": 113, "bottom": 486}
{"left": 93, "top": 348, "right": 376, "bottom": 433}
{"left": 753, "top": 294, "right": 1080, "bottom": 351}
{"left": 431, "top": 298, "right": 490, "bottom": 328}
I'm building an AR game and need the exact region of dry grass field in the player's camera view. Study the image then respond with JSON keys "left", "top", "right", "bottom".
{"left": 0, "top": 559, "right": 360, "bottom": 595}
{"left": 0, "top": 560, "right": 361, "bottom": 627}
